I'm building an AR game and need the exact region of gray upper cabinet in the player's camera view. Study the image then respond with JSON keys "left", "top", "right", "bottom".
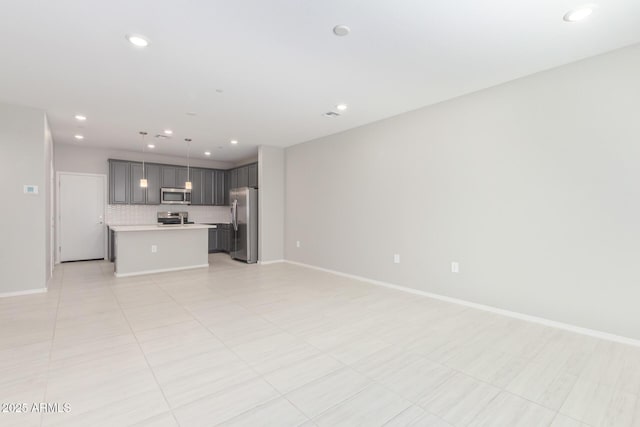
{"left": 248, "top": 163, "right": 258, "bottom": 188}
{"left": 223, "top": 171, "right": 230, "bottom": 205}
{"left": 190, "top": 168, "right": 204, "bottom": 205}
{"left": 237, "top": 166, "right": 249, "bottom": 188}
{"left": 161, "top": 165, "right": 189, "bottom": 189}
{"left": 227, "top": 163, "right": 258, "bottom": 202}
{"left": 177, "top": 167, "right": 189, "bottom": 189}
{"left": 230, "top": 168, "right": 238, "bottom": 190}
{"left": 130, "top": 163, "right": 146, "bottom": 204}
{"left": 109, "top": 159, "right": 234, "bottom": 206}
{"left": 109, "top": 160, "right": 130, "bottom": 204}
{"left": 214, "top": 170, "right": 226, "bottom": 205}
{"left": 146, "top": 164, "right": 161, "bottom": 205}
{"left": 161, "top": 166, "right": 177, "bottom": 188}
{"left": 204, "top": 170, "right": 214, "bottom": 205}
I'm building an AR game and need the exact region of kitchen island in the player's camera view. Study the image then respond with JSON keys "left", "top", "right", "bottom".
{"left": 110, "top": 224, "right": 215, "bottom": 277}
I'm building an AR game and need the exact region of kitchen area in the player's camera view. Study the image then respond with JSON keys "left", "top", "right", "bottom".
{"left": 103, "top": 158, "right": 259, "bottom": 277}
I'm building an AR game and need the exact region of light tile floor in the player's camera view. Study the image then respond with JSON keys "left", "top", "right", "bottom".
{"left": 1, "top": 254, "right": 639, "bottom": 427}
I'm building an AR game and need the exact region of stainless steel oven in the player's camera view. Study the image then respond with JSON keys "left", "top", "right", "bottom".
{"left": 161, "top": 187, "right": 191, "bottom": 205}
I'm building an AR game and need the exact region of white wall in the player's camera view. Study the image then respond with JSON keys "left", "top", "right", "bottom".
{"left": 55, "top": 143, "right": 234, "bottom": 175}
{"left": 235, "top": 156, "right": 259, "bottom": 167}
{"left": 44, "top": 116, "right": 54, "bottom": 279}
{"left": 258, "top": 146, "right": 285, "bottom": 262}
{"left": 0, "top": 102, "right": 50, "bottom": 294}
{"left": 285, "top": 44, "right": 640, "bottom": 341}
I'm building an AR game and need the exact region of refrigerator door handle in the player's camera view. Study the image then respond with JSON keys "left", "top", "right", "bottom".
{"left": 231, "top": 199, "right": 238, "bottom": 231}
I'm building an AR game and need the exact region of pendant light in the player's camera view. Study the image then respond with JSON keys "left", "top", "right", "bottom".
{"left": 185, "top": 138, "right": 192, "bottom": 190}
{"left": 139, "top": 131, "right": 148, "bottom": 188}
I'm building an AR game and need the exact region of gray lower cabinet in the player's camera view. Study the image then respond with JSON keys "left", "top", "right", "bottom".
{"left": 207, "top": 224, "right": 232, "bottom": 253}
{"left": 221, "top": 228, "right": 231, "bottom": 252}
{"left": 208, "top": 228, "right": 219, "bottom": 252}
{"left": 130, "top": 163, "right": 146, "bottom": 204}
{"left": 109, "top": 160, "right": 130, "bottom": 204}
{"left": 108, "top": 227, "right": 116, "bottom": 262}
{"left": 146, "top": 164, "right": 161, "bottom": 204}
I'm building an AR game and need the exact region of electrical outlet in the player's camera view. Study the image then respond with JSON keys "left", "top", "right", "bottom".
{"left": 151, "top": 245, "right": 158, "bottom": 253}
{"left": 451, "top": 261, "right": 459, "bottom": 273}
{"left": 394, "top": 254, "right": 400, "bottom": 264}
{"left": 296, "top": 240, "right": 301, "bottom": 248}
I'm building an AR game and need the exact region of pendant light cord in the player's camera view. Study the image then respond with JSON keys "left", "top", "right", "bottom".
{"left": 140, "top": 131, "right": 148, "bottom": 178}
{"left": 185, "top": 138, "right": 192, "bottom": 181}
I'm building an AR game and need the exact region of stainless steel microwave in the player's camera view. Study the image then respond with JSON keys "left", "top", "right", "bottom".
{"left": 161, "top": 187, "right": 191, "bottom": 205}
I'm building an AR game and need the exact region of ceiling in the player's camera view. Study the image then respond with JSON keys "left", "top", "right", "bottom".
{"left": 0, "top": 0, "right": 639, "bottom": 162}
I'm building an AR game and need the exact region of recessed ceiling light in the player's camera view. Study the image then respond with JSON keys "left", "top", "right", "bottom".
{"left": 204, "top": 151, "right": 211, "bottom": 156}
{"left": 230, "top": 140, "right": 238, "bottom": 145}
{"left": 74, "top": 134, "right": 84, "bottom": 140}
{"left": 336, "top": 104, "right": 348, "bottom": 111}
{"left": 74, "top": 114, "right": 87, "bottom": 121}
{"left": 126, "top": 34, "right": 150, "bottom": 47}
{"left": 323, "top": 111, "right": 340, "bottom": 118}
{"left": 563, "top": 7, "right": 594, "bottom": 22}
{"left": 333, "top": 25, "right": 351, "bottom": 36}
{"left": 163, "top": 129, "right": 173, "bottom": 135}
{"left": 147, "top": 144, "right": 155, "bottom": 149}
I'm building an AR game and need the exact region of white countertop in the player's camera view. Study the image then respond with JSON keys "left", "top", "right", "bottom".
{"left": 110, "top": 224, "right": 216, "bottom": 232}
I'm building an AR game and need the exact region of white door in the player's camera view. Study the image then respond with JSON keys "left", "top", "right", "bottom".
{"left": 59, "top": 173, "right": 105, "bottom": 262}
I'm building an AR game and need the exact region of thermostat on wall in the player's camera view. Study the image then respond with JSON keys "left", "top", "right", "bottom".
{"left": 24, "top": 185, "right": 39, "bottom": 194}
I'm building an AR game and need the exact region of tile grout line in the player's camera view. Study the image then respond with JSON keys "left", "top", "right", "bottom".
{"left": 39, "top": 263, "right": 65, "bottom": 427}
{"left": 107, "top": 278, "right": 181, "bottom": 426}
{"left": 327, "top": 289, "right": 590, "bottom": 421}
{"left": 155, "top": 266, "right": 314, "bottom": 425}
{"left": 34, "top": 257, "right": 635, "bottom": 426}
{"left": 192, "top": 264, "right": 380, "bottom": 422}
{"left": 217, "top": 270, "right": 424, "bottom": 423}
{"left": 134, "top": 260, "right": 591, "bottom": 425}
{"left": 203, "top": 263, "right": 514, "bottom": 424}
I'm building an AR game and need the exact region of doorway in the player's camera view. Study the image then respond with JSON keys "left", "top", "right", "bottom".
{"left": 57, "top": 172, "right": 106, "bottom": 262}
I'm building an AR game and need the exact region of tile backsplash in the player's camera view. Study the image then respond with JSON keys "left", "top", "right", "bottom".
{"left": 106, "top": 205, "right": 231, "bottom": 225}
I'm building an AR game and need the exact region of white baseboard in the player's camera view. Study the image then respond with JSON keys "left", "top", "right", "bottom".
{"left": 114, "top": 264, "right": 209, "bottom": 278}
{"left": 284, "top": 260, "right": 640, "bottom": 348}
{"left": 259, "top": 259, "right": 285, "bottom": 265}
{"left": 0, "top": 288, "right": 48, "bottom": 298}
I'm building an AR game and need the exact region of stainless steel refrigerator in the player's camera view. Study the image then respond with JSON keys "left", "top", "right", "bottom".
{"left": 230, "top": 187, "right": 258, "bottom": 263}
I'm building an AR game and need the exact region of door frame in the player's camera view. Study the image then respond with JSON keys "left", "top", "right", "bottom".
{"left": 55, "top": 172, "right": 108, "bottom": 264}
